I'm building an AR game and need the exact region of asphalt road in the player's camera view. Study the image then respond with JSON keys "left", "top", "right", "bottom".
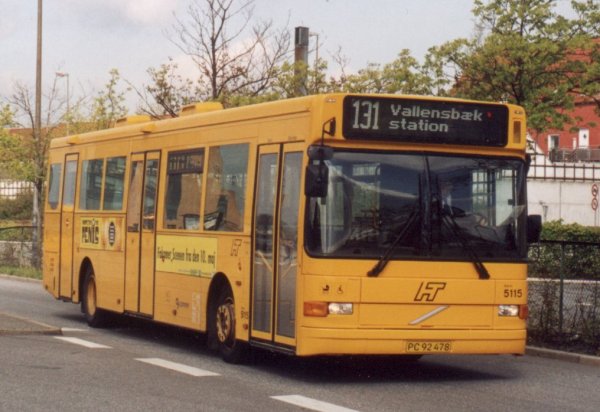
{"left": 1, "top": 276, "right": 599, "bottom": 412}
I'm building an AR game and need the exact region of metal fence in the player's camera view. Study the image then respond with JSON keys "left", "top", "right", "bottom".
{"left": 0, "top": 226, "right": 33, "bottom": 267}
{"left": 528, "top": 153, "right": 600, "bottom": 182}
{"left": 528, "top": 240, "right": 600, "bottom": 355}
{"left": 0, "top": 180, "right": 34, "bottom": 200}
{"left": 549, "top": 148, "right": 600, "bottom": 163}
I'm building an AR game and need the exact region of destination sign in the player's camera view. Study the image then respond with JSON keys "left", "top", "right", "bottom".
{"left": 342, "top": 96, "right": 509, "bottom": 147}
{"left": 167, "top": 150, "right": 204, "bottom": 174}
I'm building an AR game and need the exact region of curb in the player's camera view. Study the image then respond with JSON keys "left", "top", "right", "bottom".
{"left": 0, "top": 276, "right": 62, "bottom": 335}
{"left": 0, "top": 273, "right": 41, "bottom": 283}
{"left": 526, "top": 346, "right": 600, "bottom": 368}
{"left": 0, "top": 312, "right": 62, "bottom": 336}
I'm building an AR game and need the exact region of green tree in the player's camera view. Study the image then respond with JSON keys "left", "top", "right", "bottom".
{"left": 424, "top": 0, "right": 598, "bottom": 132}
{"left": 341, "top": 50, "right": 433, "bottom": 95}
{"left": 268, "top": 57, "right": 332, "bottom": 99}
{"left": 0, "top": 105, "right": 27, "bottom": 179}
{"left": 571, "top": 0, "right": 600, "bottom": 114}
{"left": 132, "top": 59, "right": 204, "bottom": 118}
{"left": 3, "top": 78, "right": 67, "bottom": 267}
{"left": 91, "top": 69, "right": 129, "bottom": 129}
{"left": 0, "top": 104, "right": 14, "bottom": 127}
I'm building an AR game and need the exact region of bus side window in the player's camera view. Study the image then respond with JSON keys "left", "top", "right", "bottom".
{"left": 103, "top": 156, "right": 126, "bottom": 210}
{"left": 163, "top": 149, "right": 204, "bottom": 230}
{"left": 47, "top": 163, "right": 62, "bottom": 209}
{"left": 204, "top": 143, "right": 249, "bottom": 232}
{"left": 79, "top": 159, "right": 104, "bottom": 210}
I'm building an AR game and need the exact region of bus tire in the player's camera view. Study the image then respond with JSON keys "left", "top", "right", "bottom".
{"left": 214, "top": 287, "right": 248, "bottom": 364}
{"left": 81, "top": 266, "right": 110, "bottom": 328}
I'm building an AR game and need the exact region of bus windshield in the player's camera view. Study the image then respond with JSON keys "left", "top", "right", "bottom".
{"left": 305, "top": 150, "right": 527, "bottom": 261}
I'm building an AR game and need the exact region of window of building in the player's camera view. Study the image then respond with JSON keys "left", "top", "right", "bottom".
{"left": 204, "top": 143, "right": 249, "bottom": 232}
{"left": 578, "top": 128, "right": 589, "bottom": 149}
{"left": 548, "top": 134, "right": 559, "bottom": 151}
{"left": 163, "top": 149, "right": 204, "bottom": 230}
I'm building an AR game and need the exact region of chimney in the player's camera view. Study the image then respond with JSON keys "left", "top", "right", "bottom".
{"left": 294, "top": 26, "right": 309, "bottom": 96}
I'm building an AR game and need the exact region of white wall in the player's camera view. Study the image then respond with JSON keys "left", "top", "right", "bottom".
{"left": 528, "top": 180, "right": 600, "bottom": 226}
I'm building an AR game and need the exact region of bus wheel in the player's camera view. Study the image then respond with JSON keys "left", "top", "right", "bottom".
{"left": 82, "top": 266, "right": 110, "bottom": 328}
{"left": 214, "top": 288, "right": 248, "bottom": 363}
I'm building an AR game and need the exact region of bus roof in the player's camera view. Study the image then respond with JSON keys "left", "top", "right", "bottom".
{"left": 49, "top": 93, "right": 525, "bottom": 150}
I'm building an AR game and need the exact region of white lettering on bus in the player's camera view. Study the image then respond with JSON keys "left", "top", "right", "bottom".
{"left": 389, "top": 119, "right": 450, "bottom": 133}
{"left": 390, "top": 104, "right": 483, "bottom": 122}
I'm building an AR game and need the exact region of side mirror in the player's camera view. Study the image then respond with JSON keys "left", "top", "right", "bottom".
{"left": 527, "top": 214, "right": 542, "bottom": 243}
{"left": 305, "top": 144, "right": 333, "bottom": 198}
{"left": 305, "top": 163, "right": 329, "bottom": 198}
{"left": 307, "top": 145, "right": 333, "bottom": 161}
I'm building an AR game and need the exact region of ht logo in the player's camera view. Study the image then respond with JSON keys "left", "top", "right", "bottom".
{"left": 414, "top": 282, "right": 447, "bottom": 302}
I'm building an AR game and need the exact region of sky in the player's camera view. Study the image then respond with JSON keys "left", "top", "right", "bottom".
{"left": 0, "top": 0, "right": 575, "bottom": 113}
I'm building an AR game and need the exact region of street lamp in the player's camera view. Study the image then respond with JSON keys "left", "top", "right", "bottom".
{"left": 56, "top": 72, "right": 70, "bottom": 136}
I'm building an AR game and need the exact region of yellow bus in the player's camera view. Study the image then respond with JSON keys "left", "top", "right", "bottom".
{"left": 43, "top": 93, "right": 541, "bottom": 363}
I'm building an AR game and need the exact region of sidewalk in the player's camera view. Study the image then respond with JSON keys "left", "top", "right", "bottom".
{"left": 525, "top": 346, "right": 600, "bottom": 368}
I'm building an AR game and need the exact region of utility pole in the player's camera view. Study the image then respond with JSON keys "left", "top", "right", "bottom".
{"left": 32, "top": 0, "right": 43, "bottom": 269}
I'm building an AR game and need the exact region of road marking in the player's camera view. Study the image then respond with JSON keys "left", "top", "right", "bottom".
{"left": 271, "top": 395, "right": 360, "bottom": 412}
{"left": 61, "top": 327, "right": 88, "bottom": 333}
{"left": 54, "top": 336, "right": 111, "bottom": 349}
{"left": 135, "top": 358, "right": 220, "bottom": 377}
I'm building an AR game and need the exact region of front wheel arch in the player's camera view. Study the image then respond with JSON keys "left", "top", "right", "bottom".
{"left": 77, "top": 258, "right": 93, "bottom": 305}
{"left": 81, "top": 263, "right": 110, "bottom": 327}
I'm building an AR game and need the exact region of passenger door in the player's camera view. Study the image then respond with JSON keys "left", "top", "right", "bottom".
{"left": 59, "top": 154, "right": 78, "bottom": 300}
{"left": 251, "top": 143, "right": 303, "bottom": 347}
{"left": 124, "top": 151, "right": 160, "bottom": 315}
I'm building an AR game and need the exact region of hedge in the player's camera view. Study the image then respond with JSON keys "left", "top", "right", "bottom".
{"left": 528, "top": 220, "right": 600, "bottom": 280}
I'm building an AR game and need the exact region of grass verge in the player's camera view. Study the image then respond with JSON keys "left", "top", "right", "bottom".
{"left": 0, "top": 266, "right": 42, "bottom": 280}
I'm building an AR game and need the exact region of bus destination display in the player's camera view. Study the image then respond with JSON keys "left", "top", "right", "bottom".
{"left": 342, "top": 96, "right": 509, "bottom": 146}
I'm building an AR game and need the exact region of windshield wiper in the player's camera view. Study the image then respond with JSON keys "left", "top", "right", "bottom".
{"left": 367, "top": 209, "right": 419, "bottom": 277}
{"left": 441, "top": 213, "right": 490, "bottom": 280}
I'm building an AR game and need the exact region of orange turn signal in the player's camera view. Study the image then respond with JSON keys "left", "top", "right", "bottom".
{"left": 519, "top": 304, "right": 529, "bottom": 320}
{"left": 304, "top": 301, "right": 328, "bottom": 317}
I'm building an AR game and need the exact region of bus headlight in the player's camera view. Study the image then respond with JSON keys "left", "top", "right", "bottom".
{"left": 328, "top": 302, "right": 353, "bottom": 315}
{"left": 498, "top": 305, "right": 519, "bottom": 317}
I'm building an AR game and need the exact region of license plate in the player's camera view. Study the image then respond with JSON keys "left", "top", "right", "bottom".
{"left": 405, "top": 341, "right": 452, "bottom": 353}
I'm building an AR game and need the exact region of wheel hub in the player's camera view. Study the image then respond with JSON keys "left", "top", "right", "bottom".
{"left": 216, "top": 302, "right": 234, "bottom": 344}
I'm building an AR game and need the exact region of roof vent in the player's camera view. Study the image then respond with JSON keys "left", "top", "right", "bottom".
{"left": 179, "top": 102, "right": 224, "bottom": 116}
{"left": 114, "top": 115, "right": 152, "bottom": 128}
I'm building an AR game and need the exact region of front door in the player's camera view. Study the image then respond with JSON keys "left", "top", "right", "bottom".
{"left": 124, "top": 151, "right": 160, "bottom": 315}
{"left": 251, "top": 143, "right": 303, "bottom": 347}
{"left": 59, "top": 154, "right": 78, "bottom": 299}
